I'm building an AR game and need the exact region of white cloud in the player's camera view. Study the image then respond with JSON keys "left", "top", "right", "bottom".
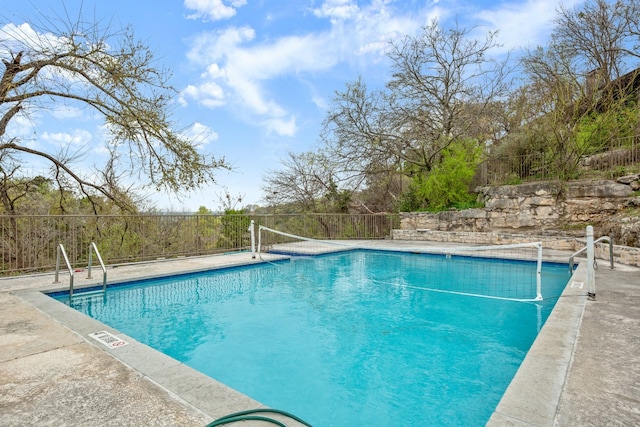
{"left": 184, "top": 0, "right": 247, "bottom": 21}
{"left": 313, "top": 0, "right": 360, "bottom": 21}
{"left": 49, "top": 105, "right": 85, "bottom": 120}
{"left": 180, "top": 82, "right": 226, "bottom": 107}
{"left": 184, "top": 1, "right": 428, "bottom": 136}
{"left": 303, "top": 79, "right": 330, "bottom": 110}
{"left": 5, "top": 110, "right": 36, "bottom": 137}
{"left": 186, "top": 26, "right": 255, "bottom": 66}
{"left": 263, "top": 116, "right": 297, "bottom": 137}
{"left": 0, "top": 22, "right": 68, "bottom": 58}
{"left": 41, "top": 129, "right": 92, "bottom": 147}
{"left": 203, "top": 63, "right": 226, "bottom": 79}
{"left": 221, "top": 33, "right": 338, "bottom": 117}
{"left": 475, "top": 0, "right": 582, "bottom": 52}
{"left": 182, "top": 122, "right": 219, "bottom": 149}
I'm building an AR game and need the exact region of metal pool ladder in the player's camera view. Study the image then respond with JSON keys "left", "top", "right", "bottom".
{"left": 568, "top": 235, "right": 614, "bottom": 273}
{"left": 55, "top": 242, "right": 107, "bottom": 298}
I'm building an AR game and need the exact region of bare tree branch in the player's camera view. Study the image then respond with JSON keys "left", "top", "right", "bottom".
{"left": 0, "top": 8, "right": 228, "bottom": 212}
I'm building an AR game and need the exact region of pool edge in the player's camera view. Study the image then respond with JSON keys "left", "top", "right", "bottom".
{"left": 487, "top": 263, "right": 588, "bottom": 426}
{"left": 10, "top": 287, "right": 267, "bottom": 421}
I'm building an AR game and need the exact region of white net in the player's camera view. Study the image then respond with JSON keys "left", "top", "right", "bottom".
{"left": 257, "top": 226, "right": 543, "bottom": 301}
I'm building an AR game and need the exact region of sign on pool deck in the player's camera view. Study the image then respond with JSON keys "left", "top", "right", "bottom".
{"left": 89, "top": 331, "right": 129, "bottom": 349}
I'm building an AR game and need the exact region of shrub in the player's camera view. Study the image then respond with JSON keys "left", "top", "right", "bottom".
{"left": 402, "top": 139, "right": 482, "bottom": 211}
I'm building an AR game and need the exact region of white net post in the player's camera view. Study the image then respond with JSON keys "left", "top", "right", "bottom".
{"left": 535, "top": 242, "right": 543, "bottom": 301}
{"left": 586, "top": 225, "right": 596, "bottom": 300}
{"left": 249, "top": 220, "right": 256, "bottom": 259}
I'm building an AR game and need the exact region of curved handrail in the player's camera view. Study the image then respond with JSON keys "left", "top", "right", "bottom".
{"left": 87, "top": 242, "right": 107, "bottom": 292}
{"left": 569, "top": 236, "right": 614, "bottom": 272}
{"left": 54, "top": 244, "right": 75, "bottom": 297}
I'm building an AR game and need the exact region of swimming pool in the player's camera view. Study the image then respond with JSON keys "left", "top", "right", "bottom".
{"left": 52, "top": 249, "right": 570, "bottom": 426}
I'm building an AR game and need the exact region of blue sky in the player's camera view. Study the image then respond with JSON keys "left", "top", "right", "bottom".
{"left": 1, "top": 0, "right": 579, "bottom": 211}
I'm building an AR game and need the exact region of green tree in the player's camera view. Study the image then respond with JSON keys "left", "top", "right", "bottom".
{"left": 401, "top": 139, "right": 482, "bottom": 211}
{"left": 576, "top": 105, "right": 639, "bottom": 155}
{"left": 195, "top": 205, "right": 221, "bottom": 252}
{"left": 216, "top": 210, "right": 250, "bottom": 250}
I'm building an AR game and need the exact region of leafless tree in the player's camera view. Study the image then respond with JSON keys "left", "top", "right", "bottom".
{"left": 0, "top": 8, "right": 227, "bottom": 213}
{"left": 309, "top": 20, "right": 509, "bottom": 210}
{"left": 385, "top": 20, "right": 510, "bottom": 162}
{"left": 553, "top": 0, "right": 639, "bottom": 86}
{"left": 511, "top": 0, "right": 640, "bottom": 180}
{"left": 264, "top": 20, "right": 510, "bottom": 212}
{"left": 323, "top": 20, "right": 509, "bottom": 177}
{"left": 262, "top": 151, "right": 355, "bottom": 212}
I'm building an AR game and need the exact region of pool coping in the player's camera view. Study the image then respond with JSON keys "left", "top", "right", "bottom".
{"left": 487, "top": 262, "right": 588, "bottom": 425}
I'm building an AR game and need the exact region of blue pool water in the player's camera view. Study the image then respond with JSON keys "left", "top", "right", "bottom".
{"left": 52, "top": 250, "right": 570, "bottom": 426}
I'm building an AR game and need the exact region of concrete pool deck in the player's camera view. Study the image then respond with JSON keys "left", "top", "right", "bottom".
{"left": 1, "top": 241, "right": 639, "bottom": 426}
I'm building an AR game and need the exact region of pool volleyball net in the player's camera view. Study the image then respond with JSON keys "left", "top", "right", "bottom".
{"left": 256, "top": 225, "right": 544, "bottom": 302}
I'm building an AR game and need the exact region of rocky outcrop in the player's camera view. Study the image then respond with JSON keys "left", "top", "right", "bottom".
{"left": 599, "top": 211, "right": 640, "bottom": 247}
{"left": 400, "top": 176, "right": 640, "bottom": 246}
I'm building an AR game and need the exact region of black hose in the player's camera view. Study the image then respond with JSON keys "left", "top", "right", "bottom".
{"left": 205, "top": 408, "right": 313, "bottom": 427}
{"left": 206, "top": 415, "right": 286, "bottom": 426}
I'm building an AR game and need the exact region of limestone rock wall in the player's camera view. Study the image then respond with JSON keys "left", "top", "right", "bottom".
{"left": 399, "top": 176, "right": 640, "bottom": 247}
